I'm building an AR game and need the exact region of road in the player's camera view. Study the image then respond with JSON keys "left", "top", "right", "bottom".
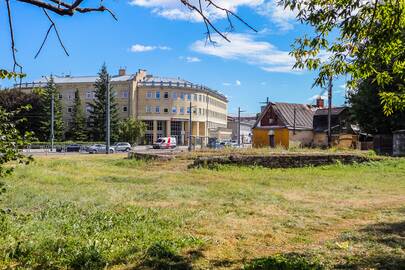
{"left": 22, "top": 145, "right": 190, "bottom": 156}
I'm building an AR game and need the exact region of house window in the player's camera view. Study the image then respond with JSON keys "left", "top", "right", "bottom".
{"left": 86, "top": 91, "right": 92, "bottom": 99}
{"left": 193, "top": 94, "right": 197, "bottom": 101}
{"left": 172, "top": 107, "right": 177, "bottom": 113}
{"left": 155, "top": 106, "right": 160, "bottom": 113}
{"left": 163, "top": 108, "right": 169, "bottom": 113}
{"left": 59, "top": 93, "right": 63, "bottom": 100}
{"left": 146, "top": 105, "right": 152, "bottom": 113}
{"left": 199, "top": 95, "right": 202, "bottom": 102}
{"left": 180, "top": 107, "right": 185, "bottom": 114}
{"left": 203, "top": 95, "right": 206, "bottom": 102}
{"left": 146, "top": 91, "right": 153, "bottom": 99}
{"left": 68, "top": 93, "right": 73, "bottom": 100}
{"left": 172, "top": 92, "right": 177, "bottom": 99}
{"left": 180, "top": 92, "right": 185, "bottom": 100}
{"left": 123, "top": 106, "right": 128, "bottom": 112}
{"left": 164, "top": 92, "right": 169, "bottom": 99}
{"left": 199, "top": 108, "right": 202, "bottom": 115}
{"left": 187, "top": 93, "right": 191, "bottom": 100}
{"left": 67, "top": 107, "right": 72, "bottom": 113}
{"left": 122, "top": 91, "right": 129, "bottom": 98}
{"left": 155, "top": 91, "right": 161, "bottom": 99}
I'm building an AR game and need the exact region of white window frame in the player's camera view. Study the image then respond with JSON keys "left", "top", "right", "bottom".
{"left": 155, "top": 106, "right": 160, "bottom": 113}
{"left": 146, "top": 91, "right": 153, "bottom": 99}
{"left": 172, "top": 106, "right": 177, "bottom": 114}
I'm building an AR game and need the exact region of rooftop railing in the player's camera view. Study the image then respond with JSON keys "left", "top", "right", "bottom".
{"left": 138, "top": 81, "right": 226, "bottom": 100}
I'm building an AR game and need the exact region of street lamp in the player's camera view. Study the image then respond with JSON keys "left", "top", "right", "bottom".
{"left": 42, "top": 75, "right": 54, "bottom": 152}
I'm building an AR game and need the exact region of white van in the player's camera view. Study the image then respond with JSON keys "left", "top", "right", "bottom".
{"left": 153, "top": 137, "right": 177, "bottom": 149}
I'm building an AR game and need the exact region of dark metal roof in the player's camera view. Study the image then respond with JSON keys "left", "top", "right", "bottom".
{"left": 273, "top": 102, "right": 314, "bottom": 129}
{"left": 253, "top": 101, "right": 314, "bottom": 130}
{"left": 314, "top": 107, "right": 347, "bottom": 116}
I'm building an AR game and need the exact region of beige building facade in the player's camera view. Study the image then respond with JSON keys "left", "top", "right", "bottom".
{"left": 17, "top": 69, "right": 228, "bottom": 145}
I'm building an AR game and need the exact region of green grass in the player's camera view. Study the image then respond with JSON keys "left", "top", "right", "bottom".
{"left": 0, "top": 154, "right": 404, "bottom": 269}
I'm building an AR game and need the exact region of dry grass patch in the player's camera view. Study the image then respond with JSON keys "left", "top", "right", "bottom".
{"left": 0, "top": 155, "right": 404, "bottom": 269}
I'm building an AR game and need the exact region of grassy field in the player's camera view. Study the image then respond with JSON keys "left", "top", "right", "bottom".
{"left": 0, "top": 154, "right": 404, "bottom": 269}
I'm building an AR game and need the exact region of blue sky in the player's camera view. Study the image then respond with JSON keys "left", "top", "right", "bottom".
{"left": 0, "top": 0, "right": 347, "bottom": 114}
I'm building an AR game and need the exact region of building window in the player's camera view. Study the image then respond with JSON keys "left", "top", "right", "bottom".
{"left": 163, "top": 108, "right": 169, "bottom": 113}
{"left": 59, "top": 93, "right": 63, "bottom": 100}
{"left": 172, "top": 92, "right": 177, "bottom": 99}
{"left": 68, "top": 93, "right": 74, "bottom": 100}
{"left": 146, "top": 105, "right": 152, "bottom": 113}
{"left": 86, "top": 91, "right": 92, "bottom": 99}
{"left": 67, "top": 107, "right": 72, "bottom": 113}
{"left": 122, "top": 91, "right": 129, "bottom": 98}
{"left": 187, "top": 107, "right": 191, "bottom": 114}
{"left": 155, "top": 91, "right": 161, "bottom": 99}
{"left": 180, "top": 107, "right": 185, "bottom": 114}
{"left": 156, "top": 106, "right": 160, "bottom": 113}
{"left": 92, "top": 92, "right": 96, "bottom": 99}
{"left": 199, "top": 95, "right": 202, "bottom": 102}
{"left": 187, "top": 93, "right": 191, "bottom": 100}
{"left": 147, "top": 91, "right": 153, "bottom": 99}
{"left": 199, "top": 108, "right": 202, "bottom": 115}
{"left": 180, "top": 92, "right": 185, "bottom": 100}
{"left": 193, "top": 108, "right": 197, "bottom": 114}
{"left": 172, "top": 107, "right": 177, "bottom": 114}
{"left": 193, "top": 94, "right": 197, "bottom": 101}
{"left": 123, "top": 106, "right": 128, "bottom": 112}
{"left": 203, "top": 95, "right": 206, "bottom": 102}
{"left": 164, "top": 92, "right": 169, "bottom": 99}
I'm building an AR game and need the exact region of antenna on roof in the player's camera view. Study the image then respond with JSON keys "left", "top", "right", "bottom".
{"left": 260, "top": 97, "right": 270, "bottom": 105}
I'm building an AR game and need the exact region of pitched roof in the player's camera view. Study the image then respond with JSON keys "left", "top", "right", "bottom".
{"left": 273, "top": 102, "right": 314, "bottom": 129}
{"left": 254, "top": 102, "right": 314, "bottom": 130}
{"left": 314, "top": 107, "right": 347, "bottom": 116}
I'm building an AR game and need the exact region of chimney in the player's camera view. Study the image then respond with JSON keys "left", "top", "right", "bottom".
{"left": 316, "top": 97, "right": 324, "bottom": 108}
{"left": 118, "top": 68, "right": 126, "bottom": 76}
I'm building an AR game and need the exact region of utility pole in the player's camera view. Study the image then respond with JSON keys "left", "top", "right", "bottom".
{"left": 327, "top": 75, "right": 333, "bottom": 147}
{"left": 188, "top": 100, "right": 192, "bottom": 151}
{"left": 238, "top": 107, "right": 246, "bottom": 147}
{"left": 50, "top": 92, "right": 54, "bottom": 152}
{"left": 106, "top": 75, "right": 111, "bottom": 154}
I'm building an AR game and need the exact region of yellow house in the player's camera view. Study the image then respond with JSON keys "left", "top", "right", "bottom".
{"left": 252, "top": 102, "right": 315, "bottom": 148}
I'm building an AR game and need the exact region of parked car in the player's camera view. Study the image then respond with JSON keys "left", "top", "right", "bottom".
{"left": 153, "top": 137, "right": 177, "bottom": 149}
{"left": 66, "top": 144, "right": 82, "bottom": 152}
{"left": 113, "top": 142, "right": 132, "bottom": 152}
{"left": 87, "top": 144, "right": 115, "bottom": 154}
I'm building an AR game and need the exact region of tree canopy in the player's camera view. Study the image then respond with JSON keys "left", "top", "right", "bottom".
{"left": 283, "top": 0, "right": 405, "bottom": 115}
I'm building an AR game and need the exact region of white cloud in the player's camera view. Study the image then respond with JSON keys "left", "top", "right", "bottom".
{"left": 236, "top": 80, "right": 242, "bottom": 86}
{"left": 130, "top": 44, "right": 171, "bottom": 52}
{"left": 191, "top": 33, "right": 298, "bottom": 73}
{"left": 130, "top": 0, "right": 264, "bottom": 22}
{"left": 180, "top": 56, "right": 201, "bottom": 63}
{"left": 256, "top": 0, "right": 297, "bottom": 31}
{"left": 222, "top": 82, "right": 231, "bottom": 86}
{"left": 130, "top": 0, "right": 298, "bottom": 31}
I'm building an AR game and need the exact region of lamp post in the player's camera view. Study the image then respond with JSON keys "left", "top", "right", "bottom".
{"left": 105, "top": 74, "right": 111, "bottom": 154}
{"left": 238, "top": 107, "right": 246, "bottom": 147}
{"left": 42, "top": 75, "right": 54, "bottom": 152}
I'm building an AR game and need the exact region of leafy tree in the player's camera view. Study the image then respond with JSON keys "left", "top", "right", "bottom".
{"left": 349, "top": 79, "right": 405, "bottom": 134}
{"left": 0, "top": 106, "right": 33, "bottom": 197}
{"left": 283, "top": 0, "right": 405, "bottom": 115}
{"left": 88, "top": 64, "right": 119, "bottom": 142}
{"left": 36, "top": 77, "right": 64, "bottom": 141}
{"left": 0, "top": 89, "right": 43, "bottom": 138}
{"left": 117, "top": 118, "right": 146, "bottom": 145}
{"left": 65, "top": 89, "right": 87, "bottom": 141}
